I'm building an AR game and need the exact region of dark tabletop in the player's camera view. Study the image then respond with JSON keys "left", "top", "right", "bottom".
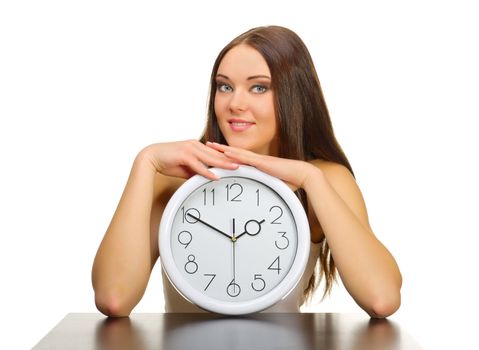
{"left": 32, "top": 312, "right": 422, "bottom": 350}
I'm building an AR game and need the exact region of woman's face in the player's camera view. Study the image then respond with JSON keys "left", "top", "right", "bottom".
{"left": 214, "top": 44, "right": 278, "bottom": 155}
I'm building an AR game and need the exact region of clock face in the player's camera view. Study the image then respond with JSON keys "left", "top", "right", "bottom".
{"left": 160, "top": 166, "right": 310, "bottom": 314}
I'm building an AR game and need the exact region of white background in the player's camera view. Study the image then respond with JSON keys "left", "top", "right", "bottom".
{"left": 1, "top": 1, "right": 478, "bottom": 349}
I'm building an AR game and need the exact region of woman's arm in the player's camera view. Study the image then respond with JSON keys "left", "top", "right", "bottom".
{"left": 302, "top": 161, "right": 402, "bottom": 318}
{"left": 92, "top": 153, "right": 160, "bottom": 317}
{"left": 206, "top": 142, "right": 402, "bottom": 318}
{"left": 91, "top": 141, "right": 238, "bottom": 317}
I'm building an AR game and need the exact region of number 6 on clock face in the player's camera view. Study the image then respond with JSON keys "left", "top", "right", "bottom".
{"left": 159, "top": 165, "right": 310, "bottom": 315}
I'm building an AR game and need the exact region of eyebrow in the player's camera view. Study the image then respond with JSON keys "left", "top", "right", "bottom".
{"left": 216, "top": 73, "right": 271, "bottom": 81}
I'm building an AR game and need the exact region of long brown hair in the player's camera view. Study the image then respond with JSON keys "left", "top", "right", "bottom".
{"left": 200, "top": 26, "right": 354, "bottom": 302}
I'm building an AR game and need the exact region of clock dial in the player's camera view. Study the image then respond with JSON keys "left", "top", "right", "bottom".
{"left": 160, "top": 166, "right": 310, "bottom": 314}
{"left": 169, "top": 176, "right": 298, "bottom": 303}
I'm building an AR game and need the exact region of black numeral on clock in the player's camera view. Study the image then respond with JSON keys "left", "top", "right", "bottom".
{"left": 181, "top": 207, "right": 200, "bottom": 224}
{"left": 268, "top": 256, "right": 281, "bottom": 275}
{"left": 227, "top": 279, "right": 241, "bottom": 297}
{"left": 177, "top": 230, "right": 192, "bottom": 249}
{"left": 269, "top": 206, "right": 283, "bottom": 224}
{"left": 226, "top": 183, "right": 243, "bottom": 202}
{"left": 202, "top": 188, "right": 215, "bottom": 206}
{"left": 275, "top": 231, "right": 289, "bottom": 250}
{"left": 184, "top": 254, "right": 198, "bottom": 274}
{"left": 203, "top": 273, "right": 216, "bottom": 291}
{"left": 251, "top": 274, "right": 266, "bottom": 292}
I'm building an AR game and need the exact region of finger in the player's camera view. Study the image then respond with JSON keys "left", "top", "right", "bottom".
{"left": 205, "top": 141, "right": 237, "bottom": 155}
{"left": 222, "top": 148, "right": 264, "bottom": 167}
{"left": 205, "top": 141, "right": 226, "bottom": 151}
{"left": 197, "top": 146, "right": 239, "bottom": 170}
{"left": 206, "top": 142, "right": 262, "bottom": 168}
{"left": 206, "top": 142, "right": 254, "bottom": 162}
{"left": 182, "top": 155, "right": 220, "bottom": 180}
{"left": 159, "top": 166, "right": 190, "bottom": 179}
{"left": 223, "top": 150, "right": 296, "bottom": 184}
{"left": 206, "top": 141, "right": 294, "bottom": 182}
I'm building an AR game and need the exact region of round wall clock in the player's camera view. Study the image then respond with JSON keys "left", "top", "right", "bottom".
{"left": 159, "top": 165, "right": 310, "bottom": 315}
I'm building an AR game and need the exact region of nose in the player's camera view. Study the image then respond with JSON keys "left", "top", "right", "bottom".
{"left": 228, "top": 89, "right": 247, "bottom": 113}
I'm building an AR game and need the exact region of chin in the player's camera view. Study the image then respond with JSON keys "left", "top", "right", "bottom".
{"left": 225, "top": 137, "right": 253, "bottom": 150}
{"left": 223, "top": 134, "right": 274, "bottom": 155}
{"left": 232, "top": 142, "right": 264, "bottom": 154}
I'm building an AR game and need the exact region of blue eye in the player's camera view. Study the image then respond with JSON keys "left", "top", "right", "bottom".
{"left": 217, "top": 83, "right": 233, "bottom": 93}
{"left": 251, "top": 85, "right": 268, "bottom": 94}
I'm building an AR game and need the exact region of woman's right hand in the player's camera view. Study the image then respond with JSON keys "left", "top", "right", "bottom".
{"left": 139, "top": 140, "right": 239, "bottom": 180}
{"left": 92, "top": 139, "right": 238, "bottom": 317}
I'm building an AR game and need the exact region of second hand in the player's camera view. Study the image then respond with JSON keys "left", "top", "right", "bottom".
{"left": 232, "top": 218, "right": 236, "bottom": 293}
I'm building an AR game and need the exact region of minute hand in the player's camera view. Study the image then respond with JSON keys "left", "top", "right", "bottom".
{"left": 186, "top": 213, "right": 232, "bottom": 240}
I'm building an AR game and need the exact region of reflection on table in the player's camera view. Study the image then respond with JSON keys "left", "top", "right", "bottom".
{"left": 33, "top": 313, "right": 422, "bottom": 350}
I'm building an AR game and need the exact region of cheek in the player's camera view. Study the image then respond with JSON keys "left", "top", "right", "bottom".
{"left": 214, "top": 97, "right": 228, "bottom": 136}
{"left": 214, "top": 95, "right": 227, "bottom": 118}
{"left": 254, "top": 99, "right": 276, "bottom": 127}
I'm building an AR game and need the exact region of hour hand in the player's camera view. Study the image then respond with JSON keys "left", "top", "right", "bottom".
{"left": 235, "top": 219, "right": 266, "bottom": 240}
{"left": 186, "top": 213, "right": 232, "bottom": 240}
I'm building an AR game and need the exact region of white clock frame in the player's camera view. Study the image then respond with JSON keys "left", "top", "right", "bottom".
{"left": 159, "top": 165, "right": 310, "bottom": 315}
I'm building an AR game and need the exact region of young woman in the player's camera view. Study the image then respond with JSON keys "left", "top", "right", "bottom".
{"left": 92, "top": 25, "right": 402, "bottom": 318}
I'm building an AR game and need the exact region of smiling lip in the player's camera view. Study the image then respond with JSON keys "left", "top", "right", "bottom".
{"left": 228, "top": 119, "right": 255, "bottom": 132}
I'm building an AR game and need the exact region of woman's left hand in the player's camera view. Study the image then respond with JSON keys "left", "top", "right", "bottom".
{"left": 206, "top": 142, "right": 317, "bottom": 190}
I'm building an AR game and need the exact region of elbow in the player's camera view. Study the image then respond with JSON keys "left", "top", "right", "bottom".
{"left": 367, "top": 271, "right": 403, "bottom": 318}
{"left": 367, "top": 292, "right": 401, "bottom": 319}
{"left": 94, "top": 289, "right": 133, "bottom": 318}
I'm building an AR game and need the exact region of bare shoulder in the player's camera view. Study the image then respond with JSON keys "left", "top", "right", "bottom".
{"left": 308, "top": 159, "right": 371, "bottom": 230}
{"left": 309, "top": 159, "right": 358, "bottom": 195}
